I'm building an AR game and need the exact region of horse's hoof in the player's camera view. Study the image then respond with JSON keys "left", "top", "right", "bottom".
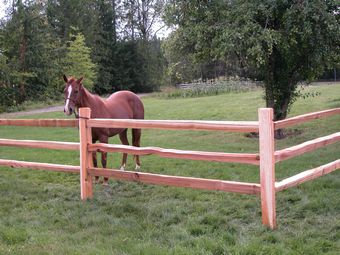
{"left": 95, "top": 176, "right": 100, "bottom": 184}
{"left": 102, "top": 178, "right": 109, "bottom": 186}
{"left": 120, "top": 165, "right": 126, "bottom": 171}
{"left": 135, "top": 164, "right": 141, "bottom": 171}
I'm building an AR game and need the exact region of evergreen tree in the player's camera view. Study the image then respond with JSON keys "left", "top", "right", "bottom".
{"left": 47, "top": 0, "right": 97, "bottom": 45}
{"left": 0, "top": 0, "right": 62, "bottom": 105}
{"left": 92, "top": 0, "right": 116, "bottom": 94}
{"left": 64, "top": 30, "right": 97, "bottom": 90}
{"left": 112, "top": 40, "right": 145, "bottom": 91}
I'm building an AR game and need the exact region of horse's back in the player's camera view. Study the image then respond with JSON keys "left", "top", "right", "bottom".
{"left": 106, "top": 91, "right": 144, "bottom": 119}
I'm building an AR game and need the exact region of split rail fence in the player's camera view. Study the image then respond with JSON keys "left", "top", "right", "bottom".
{"left": 0, "top": 107, "right": 340, "bottom": 229}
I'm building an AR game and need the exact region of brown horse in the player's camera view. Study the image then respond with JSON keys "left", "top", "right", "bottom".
{"left": 63, "top": 75, "right": 144, "bottom": 183}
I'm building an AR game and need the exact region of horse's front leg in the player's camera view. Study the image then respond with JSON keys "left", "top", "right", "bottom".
{"left": 99, "top": 136, "right": 109, "bottom": 185}
{"left": 92, "top": 152, "right": 100, "bottom": 183}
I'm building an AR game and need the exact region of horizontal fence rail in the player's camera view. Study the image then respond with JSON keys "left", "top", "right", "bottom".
{"left": 0, "top": 138, "right": 79, "bottom": 151}
{"left": 88, "top": 167, "right": 261, "bottom": 195}
{"left": 87, "top": 119, "right": 259, "bottom": 133}
{"left": 89, "top": 143, "right": 260, "bottom": 165}
{"left": 0, "top": 159, "right": 80, "bottom": 173}
{"left": 275, "top": 159, "right": 340, "bottom": 192}
{"left": 275, "top": 132, "right": 340, "bottom": 162}
{"left": 0, "top": 119, "right": 78, "bottom": 127}
{"left": 274, "top": 108, "right": 340, "bottom": 129}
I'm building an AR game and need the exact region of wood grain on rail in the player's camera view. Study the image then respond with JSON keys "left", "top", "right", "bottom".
{"left": 275, "top": 132, "right": 340, "bottom": 162}
{"left": 274, "top": 108, "right": 340, "bottom": 129}
{"left": 88, "top": 167, "right": 261, "bottom": 195}
{"left": 276, "top": 159, "right": 340, "bottom": 192}
{"left": 0, "top": 119, "right": 78, "bottom": 127}
{"left": 0, "top": 138, "right": 79, "bottom": 151}
{"left": 0, "top": 159, "right": 79, "bottom": 173}
{"left": 89, "top": 143, "right": 260, "bottom": 165}
{"left": 88, "top": 119, "right": 259, "bottom": 132}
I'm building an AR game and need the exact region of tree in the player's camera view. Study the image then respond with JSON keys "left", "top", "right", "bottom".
{"left": 64, "top": 30, "right": 97, "bottom": 90}
{"left": 164, "top": 0, "right": 339, "bottom": 136}
{"left": 120, "top": 0, "right": 165, "bottom": 41}
{"left": 224, "top": 1, "right": 339, "bottom": 122}
{"left": 47, "top": 0, "right": 97, "bottom": 45}
{"left": 92, "top": 0, "right": 117, "bottom": 94}
{"left": 0, "top": 0, "right": 62, "bottom": 105}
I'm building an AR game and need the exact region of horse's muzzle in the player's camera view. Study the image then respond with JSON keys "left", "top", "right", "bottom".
{"left": 64, "top": 107, "right": 73, "bottom": 116}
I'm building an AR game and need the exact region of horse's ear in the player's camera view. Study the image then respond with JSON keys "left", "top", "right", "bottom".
{"left": 77, "top": 77, "right": 83, "bottom": 84}
{"left": 63, "top": 74, "right": 68, "bottom": 83}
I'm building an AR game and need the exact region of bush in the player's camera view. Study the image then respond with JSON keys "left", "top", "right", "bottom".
{"left": 156, "top": 76, "right": 261, "bottom": 99}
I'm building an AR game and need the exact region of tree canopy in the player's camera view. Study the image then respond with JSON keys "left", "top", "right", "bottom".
{"left": 163, "top": 0, "right": 339, "bottom": 130}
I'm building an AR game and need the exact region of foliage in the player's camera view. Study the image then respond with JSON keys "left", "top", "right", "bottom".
{"left": 164, "top": 0, "right": 340, "bottom": 124}
{"left": 64, "top": 30, "right": 97, "bottom": 90}
{"left": 46, "top": 0, "right": 98, "bottom": 45}
{"left": 92, "top": 0, "right": 116, "bottom": 94}
{"left": 0, "top": 0, "right": 166, "bottom": 112}
{"left": 0, "top": 84, "right": 339, "bottom": 254}
{"left": 0, "top": 1, "right": 63, "bottom": 110}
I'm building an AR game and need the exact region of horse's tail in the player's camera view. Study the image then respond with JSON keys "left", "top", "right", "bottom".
{"left": 133, "top": 95, "right": 145, "bottom": 120}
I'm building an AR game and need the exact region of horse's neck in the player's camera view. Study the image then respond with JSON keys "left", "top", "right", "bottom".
{"left": 79, "top": 88, "right": 104, "bottom": 109}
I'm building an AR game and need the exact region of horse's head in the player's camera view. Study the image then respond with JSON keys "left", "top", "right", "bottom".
{"left": 63, "top": 74, "right": 84, "bottom": 116}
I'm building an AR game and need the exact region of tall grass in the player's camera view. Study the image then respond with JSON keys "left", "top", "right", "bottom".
{"left": 0, "top": 84, "right": 339, "bottom": 254}
{"left": 156, "top": 77, "right": 260, "bottom": 99}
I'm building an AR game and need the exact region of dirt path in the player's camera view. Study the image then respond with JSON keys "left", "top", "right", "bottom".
{"left": 0, "top": 93, "right": 150, "bottom": 118}
{"left": 0, "top": 105, "right": 65, "bottom": 118}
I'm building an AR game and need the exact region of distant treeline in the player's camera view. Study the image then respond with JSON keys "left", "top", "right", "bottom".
{"left": 318, "top": 68, "right": 339, "bottom": 81}
{"left": 0, "top": 0, "right": 166, "bottom": 111}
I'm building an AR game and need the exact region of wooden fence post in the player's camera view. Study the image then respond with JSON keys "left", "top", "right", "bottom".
{"left": 259, "top": 108, "right": 276, "bottom": 229}
{"left": 79, "top": 107, "right": 93, "bottom": 200}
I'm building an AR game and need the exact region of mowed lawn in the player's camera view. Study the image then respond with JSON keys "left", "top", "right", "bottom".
{"left": 0, "top": 84, "right": 339, "bottom": 254}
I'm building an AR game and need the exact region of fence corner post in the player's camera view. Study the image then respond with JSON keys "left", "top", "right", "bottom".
{"left": 258, "top": 108, "right": 276, "bottom": 229}
{"left": 79, "top": 107, "right": 93, "bottom": 200}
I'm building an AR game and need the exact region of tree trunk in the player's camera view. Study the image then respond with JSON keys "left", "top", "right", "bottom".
{"left": 264, "top": 81, "right": 292, "bottom": 139}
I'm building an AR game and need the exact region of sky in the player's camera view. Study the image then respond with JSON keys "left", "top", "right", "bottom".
{"left": 0, "top": 1, "right": 6, "bottom": 19}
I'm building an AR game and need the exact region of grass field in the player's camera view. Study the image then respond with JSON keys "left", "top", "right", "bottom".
{"left": 0, "top": 84, "right": 339, "bottom": 254}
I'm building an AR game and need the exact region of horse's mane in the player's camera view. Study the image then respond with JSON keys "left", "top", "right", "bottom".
{"left": 67, "top": 76, "right": 105, "bottom": 103}
{"left": 81, "top": 83, "right": 105, "bottom": 103}
{"left": 67, "top": 76, "right": 76, "bottom": 84}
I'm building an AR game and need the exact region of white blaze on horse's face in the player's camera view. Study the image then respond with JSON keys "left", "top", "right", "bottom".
{"left": 63, "top": 76, "right": 83, "bottom": 116}
{"left": 64, "top": 85, "right": 73, "bottom": 116}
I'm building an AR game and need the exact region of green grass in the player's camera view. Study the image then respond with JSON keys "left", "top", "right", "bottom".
{"left": 0, "top": 84, "right": 340, "bottom": 254}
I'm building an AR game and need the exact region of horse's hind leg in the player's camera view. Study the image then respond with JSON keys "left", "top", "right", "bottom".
{"left": 132, "top": 128, "right": 142, "bottom": 170}
{"left": 119, "top": 129, "right": 129, "bottom": 170}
